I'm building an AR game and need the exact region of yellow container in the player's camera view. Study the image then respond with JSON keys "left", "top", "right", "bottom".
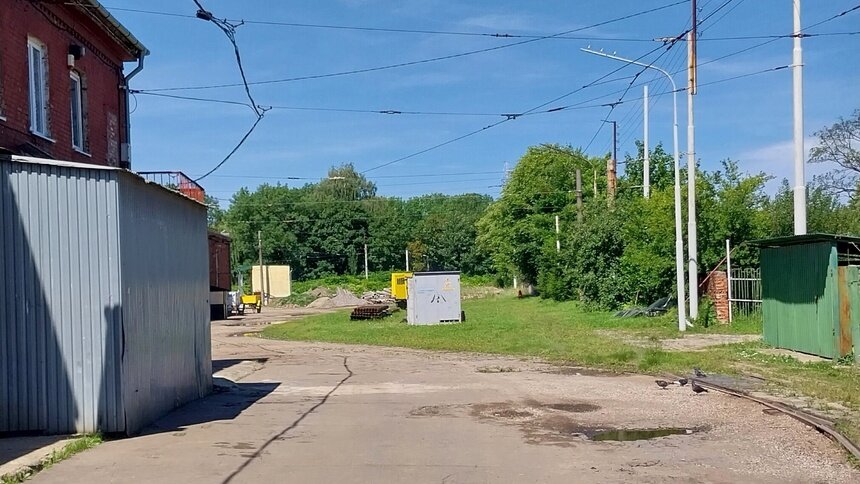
{"left": 391, "top": 272, "right": 412, "bottom": 300}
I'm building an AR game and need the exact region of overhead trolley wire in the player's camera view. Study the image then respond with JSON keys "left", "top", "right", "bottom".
{"left": 135, "top": 0, "right": 689, "bottom": 93}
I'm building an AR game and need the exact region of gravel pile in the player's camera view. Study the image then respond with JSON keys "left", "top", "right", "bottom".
{"left": 307, "top": 288, "right": 368, "bottom": 308}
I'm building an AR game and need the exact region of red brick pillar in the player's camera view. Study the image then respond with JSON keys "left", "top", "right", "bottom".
{"left": 706, "top": 271, "right": 730, "bottom": 323}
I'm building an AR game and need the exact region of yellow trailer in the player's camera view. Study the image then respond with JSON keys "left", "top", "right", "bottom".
{"left": 391, "top": 272, "right": 412, "bottom": 308}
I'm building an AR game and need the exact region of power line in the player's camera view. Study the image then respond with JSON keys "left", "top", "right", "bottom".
{"left": 136, "top": 0, "right": 690, "bottom": 93}
{"left": 202, "top": 170, "right": 505, "bottom": 180}
{"left": 101, "top": 4, "right": 856, "bottom": 42}
{"left": 191, "top": 0, "right": 268, "bottom": 181}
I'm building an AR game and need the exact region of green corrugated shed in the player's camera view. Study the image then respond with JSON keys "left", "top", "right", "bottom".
{"left": 756, "top": 234, "right": 860, "bottom": 361}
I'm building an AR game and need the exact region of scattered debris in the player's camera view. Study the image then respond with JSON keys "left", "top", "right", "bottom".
{"left": 361, "top": 288, "right": 395, "bottom": 304}
{"left": 613, "top": 297, "right": 676, "bottom": 318}
{"left": 655, "top": 379, "right": 670, "bottom": 389}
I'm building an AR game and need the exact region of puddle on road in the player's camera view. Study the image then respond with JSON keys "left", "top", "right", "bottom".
{"left": 589, "top": 428, "right": 693, "bottom": 442}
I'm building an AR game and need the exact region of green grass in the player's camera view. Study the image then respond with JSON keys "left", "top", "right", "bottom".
{"left": 1, "top": 434, "right": 102, "bottom": 484}
{"left": 261, "top": 294, "right": 860, "bottom": 442}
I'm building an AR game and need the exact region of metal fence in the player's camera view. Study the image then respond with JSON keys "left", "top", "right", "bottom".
{"left": 138, "top": 171, "right": 205, "bottom": 203}
{"left": 729, "top": 267, "right": 762, "bottom": 317}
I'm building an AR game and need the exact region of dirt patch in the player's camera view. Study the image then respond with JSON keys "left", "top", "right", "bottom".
{"left": 476, "top": 366, "right": 520, "bottom": 373}
{"left": 596, "top": 330, "right": 761, "bottom": 351}
{"left": 408, "top": 405, "right": 460, "bottom": 418}
{"left": 543, "top": 403, "right": 600, "bottom": 413}
{"left": 471, "top": 403, "right": 534, "bottom": 420}
{"left": 542, "top": 366, "right": 623, "bottom": 377}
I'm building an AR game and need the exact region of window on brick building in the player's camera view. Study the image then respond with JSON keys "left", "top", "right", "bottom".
{"left": 28, "top": 38, "right": 49, "bottom": 137}
{"left": 70, "top": 71, "right": 87, "bottom": 152}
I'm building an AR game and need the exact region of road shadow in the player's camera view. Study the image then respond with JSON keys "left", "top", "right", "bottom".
{"left": 0, "top": 434, "right": 66, "bottom": 466}
{"left": 212, "top": 358, "right": 268, "bottom": 374}
{"left": 138, "top": 381, "right": 279, "bottom": 436}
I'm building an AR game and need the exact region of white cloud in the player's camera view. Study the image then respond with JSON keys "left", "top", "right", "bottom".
{"left": 735, "top": 136, "right": 832, "bottom": 193}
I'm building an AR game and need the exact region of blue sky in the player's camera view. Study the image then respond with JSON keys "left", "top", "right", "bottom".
{"left": 108, "top": 0, "right": 860, "bottom": 203}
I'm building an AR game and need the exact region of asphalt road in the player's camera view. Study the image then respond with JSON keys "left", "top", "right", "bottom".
{"left": 32, "top": 308, "right": 860, "bottom": 483}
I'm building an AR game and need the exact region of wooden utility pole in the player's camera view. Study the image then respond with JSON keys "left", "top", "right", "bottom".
{"left": 575, "top": 169, "right": 583, "bottom": 224}
{"left": 607, "top": 121, "right": 618, "bottom": 206}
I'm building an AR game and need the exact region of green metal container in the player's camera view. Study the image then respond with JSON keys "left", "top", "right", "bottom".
{"left": 757, "top": 234, "right": 860, "bottom": 361}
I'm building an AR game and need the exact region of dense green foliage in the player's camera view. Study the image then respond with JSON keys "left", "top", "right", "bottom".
{"left": 211, "top": 114, "right": 860, "bottom": 301}
{"left": 217, "top": 164, "right": 493, "bottom": 280}
{"left": 477, "top": 138, "right": 860, "bottom": 309}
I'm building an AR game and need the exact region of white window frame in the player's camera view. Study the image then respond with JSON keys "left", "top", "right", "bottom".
{"left": 70, "top": 71, "right": 85, "bottom": 152}
{"left": 28, "top": 38, "right": 50, "bottom": 138}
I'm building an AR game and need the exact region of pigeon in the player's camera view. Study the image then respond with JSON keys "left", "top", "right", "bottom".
{"left": 691, "top": 382, "right": 708, "bottom": 394}
{"left": 693, "top": 368, "right": 707, "bottom": 378}
{"left": 677, "top": 378, "right": 688, "bottom": 387}
{"left": 655, "top": 379, "right": 670, "bottom": 389}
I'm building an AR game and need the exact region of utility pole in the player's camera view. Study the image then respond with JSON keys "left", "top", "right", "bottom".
{"left": 792, "top": 0, "right": 807, "bottom": 234}
{"left": 555, "top": 215, "right": 561, "bottom": 253}
{"left": 575, "top": 169, "right": 583, "bottom": 224}
{"left": 607, "top": 120, "right": 617, "bottom": 206}
{"left": 686, "top": 4, "right": 700, "bottom": 319}
{"left": 581, "top": 46, "right": 687, "bottom": 331}
{"left": 643, "top": 84, "right": 650, "bottom": 198}
{"left": 405, "top": 249, "right": 410, "bottom": 271}
{"left": 364, "top": 243, "right": 369, "bottom": 279}
{"left": 257, "top": 230, "right": 264, "bottom": 299}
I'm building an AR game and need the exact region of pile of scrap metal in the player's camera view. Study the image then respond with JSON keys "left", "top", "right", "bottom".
{"left": 350, "top": 304, "right": 394, "bottom": 320}
{"left": 614, "top": 297, "right": 676, "bottom": 318}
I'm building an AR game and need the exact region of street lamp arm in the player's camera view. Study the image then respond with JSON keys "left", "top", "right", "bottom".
{"left": 580, "top": 48, "right": 676, "bottom": 92}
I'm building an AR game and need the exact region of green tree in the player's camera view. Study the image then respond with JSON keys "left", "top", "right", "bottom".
{"left": 809, "top": 109, "right": 860, "bottom": 199}
{"left": 477, "top": 144, "right": 600, "bottom": 283}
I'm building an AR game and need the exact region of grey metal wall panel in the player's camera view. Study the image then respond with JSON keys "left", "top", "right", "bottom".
{"left": 117, "top": 173, "right": 211, "bottom": 434}
{"left": 1, "top": 160, "right": 124, "bottom": 434}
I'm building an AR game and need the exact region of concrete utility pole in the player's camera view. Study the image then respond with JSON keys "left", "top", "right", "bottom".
{"left": 581, "top": 47, "right": 687, "bottom": 331}
{"left": 257, "top": 230, "right": 264, "bottom": 299}
{"left": 555, "top": 215, "right": 561, "bottom": 253}
{"left": 643, "top": 85, "right": 650, "bottom": 198}
{"left": 607, "top": 121, "right": 618, "bottom": 206}
{"left": 405, "top": 249, "right": 410, "bottom": 271}
{"left": 687, "top": 29, "right": 700, "bottom": 320}
{"left": 575, "top": 169, "right": 583, "bottom": 224}
{"left": 792, "top": 0, "right": 807, "bottom": 234}
{"left": 364, "top": 243, "right": 369, "bottom": 279}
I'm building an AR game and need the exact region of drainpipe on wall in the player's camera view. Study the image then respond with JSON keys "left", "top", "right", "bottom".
{"left": 121, "top": 55, "right": 145, "bottom": 169}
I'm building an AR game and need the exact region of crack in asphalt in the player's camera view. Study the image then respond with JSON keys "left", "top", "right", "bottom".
{"left": 221, "top": 355, "right": 354, "bottom": 484}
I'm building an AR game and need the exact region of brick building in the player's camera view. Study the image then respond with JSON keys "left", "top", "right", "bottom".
{"left": 0, "top": 0, "right": 147, "bottom": 168}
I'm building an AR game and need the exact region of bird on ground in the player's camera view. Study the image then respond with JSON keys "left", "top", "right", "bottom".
{"left": 691, "top": 382, "right": 708, "bottom": 394}
{"left": 655, "top": 379, "right": 670, "bottom": 389}
{"left": 677, "top": 378, "right": 688, "bottom": 386}
{"left": 693, "top": 368, "right": 707, "bottom": 378}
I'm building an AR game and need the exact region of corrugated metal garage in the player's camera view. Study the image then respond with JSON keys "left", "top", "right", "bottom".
{"left": 0, "top": 155, "right": 211, "bottom": 435}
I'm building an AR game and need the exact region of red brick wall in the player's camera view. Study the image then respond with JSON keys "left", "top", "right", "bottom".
{"left": 0, "top": 0, "right": 132, "bottom": 166}
{"left": 706, "top": 271, "right": 730, "bottom": 323}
